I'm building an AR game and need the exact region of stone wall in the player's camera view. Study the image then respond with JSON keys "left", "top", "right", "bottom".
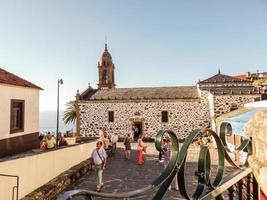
{"left": 245, "top": 109, "right": 267, "bottom": 197}
{"left": 213, "top": 94, "right": 260, "bottom": 116}
{"left": 78, "top": 98, "right": 210, "bottom": 139}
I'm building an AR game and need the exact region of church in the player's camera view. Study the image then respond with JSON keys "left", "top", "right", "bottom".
{"left": 75, "top": 44, "right": 261, "bottom": 139}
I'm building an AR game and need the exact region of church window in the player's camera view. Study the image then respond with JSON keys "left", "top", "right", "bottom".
{"left": 108, "top": 111, "right": 114, "bottom": 122}
{"left": 161, "top": 111, "right": 168, "bottom": 123}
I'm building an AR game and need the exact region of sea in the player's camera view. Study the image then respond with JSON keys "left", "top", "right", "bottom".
{"left": 39, "top": 110, "right": 75, "bottom": 134}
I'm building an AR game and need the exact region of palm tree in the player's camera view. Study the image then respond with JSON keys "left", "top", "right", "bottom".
{"left": 63, "top": 100, "right": 77, "bottom": 125}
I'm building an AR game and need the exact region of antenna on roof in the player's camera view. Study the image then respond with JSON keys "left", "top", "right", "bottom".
{"left": 218, "top": 68, "right": 221, "bottom": 74}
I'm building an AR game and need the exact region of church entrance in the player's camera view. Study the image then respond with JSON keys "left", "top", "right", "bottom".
{"left": 133, "top": 122, "right": 142, "bottom": 141}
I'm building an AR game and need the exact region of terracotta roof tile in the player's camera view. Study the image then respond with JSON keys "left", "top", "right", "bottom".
{"left": 234, "top": 74, "right": 247, "bottom": 80}
{"left": 0, "top": 68, "right": 42, "bottom": 90}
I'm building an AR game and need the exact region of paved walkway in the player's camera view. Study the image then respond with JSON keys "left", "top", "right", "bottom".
{"left": 63, "top": 142, "right": 234, "bottom": 200}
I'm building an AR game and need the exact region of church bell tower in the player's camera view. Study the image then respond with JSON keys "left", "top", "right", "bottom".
{"left": 98, "top": 43, "right": 116, "bottom": 89}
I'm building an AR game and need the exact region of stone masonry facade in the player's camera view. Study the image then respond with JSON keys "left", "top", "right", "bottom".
{"left": 79, "top": 98, "right": 210, "bottom": 139}
{"left": 212, "top": 94, "right": 260, "bottom": 116}
{"left": 78, "top": 89, "right": 260, "bottom": 139}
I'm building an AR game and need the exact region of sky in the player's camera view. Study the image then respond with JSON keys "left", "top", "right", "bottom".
{"left": 0, "top": 0, "right": 267, "bottom": 111}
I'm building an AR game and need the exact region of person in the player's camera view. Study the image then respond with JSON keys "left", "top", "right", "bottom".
{"left": 46, "top": 132, "right": 56, "bottom": 149}
{"left": 38, "top": 133, "right": 44, "bottom": 142}
{"left": 110, "top": 133, "right": 119, "bottom": 152}
{"left": 58, "top": 135, "right": 68, "bottom": 147}
{"left": 132, "top": 126, "right": 135, "bottom": 139}
{"left": 137, "top": 134, "right": 147, "bottom": 165}
{"left": 40, "top": 138, "right": 47, "bottom": 151}
{"left": 124, "top": 133, "right": 132, "bottom": 160}
{"left": 91, "top": 140, "right": 107, "bottom": 192}
{"left": 134, "top": 126, "right": 139, "bottom": 141}
{"left": 100, "top": 129, "right": 111, "bottom": 150}
{"left": 99, "top": 128, "right": 104, "bottom": 137}
{"left": 163, "top": 136, "right": 178, "bottom": 191}
{"left": 158, "top": 138, "right": 166, "bottom": 163}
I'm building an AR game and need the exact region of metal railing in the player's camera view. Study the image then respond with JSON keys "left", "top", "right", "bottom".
{"left": 57, "top": 122, "right": 258, "bottom": 200}
{"left": 0, "top": 173, "right": 19, "bottom": 200}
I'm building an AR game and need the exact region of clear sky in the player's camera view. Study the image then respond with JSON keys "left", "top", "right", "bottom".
{"left": 0, "top": 0, "right": 267, "bottom": 111}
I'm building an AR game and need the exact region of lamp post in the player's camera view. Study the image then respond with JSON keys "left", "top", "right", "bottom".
{"left": 56, "top": 79, "right": 64, "bottom": 147}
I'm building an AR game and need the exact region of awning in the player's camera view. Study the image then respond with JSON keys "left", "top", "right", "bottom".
{"left": 216, "top": 108, "right": 259, "bottom": 139}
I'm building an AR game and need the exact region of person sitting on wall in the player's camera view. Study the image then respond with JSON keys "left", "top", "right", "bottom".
{"left": 39, "top": 133, "right": 44, "bottom": 142}
{"left": 58, "top": 135, "right": 68, "bottom": 147}
{"left": 46, "top": 132, "right": 56, "bottom": 149}
{"left": 40, "top": 138, "right": 47, "bottom": 151}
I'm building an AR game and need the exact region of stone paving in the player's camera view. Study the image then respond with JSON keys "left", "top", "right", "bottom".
{"left": 60, "top": 142, "right": 234, "bottom": 200}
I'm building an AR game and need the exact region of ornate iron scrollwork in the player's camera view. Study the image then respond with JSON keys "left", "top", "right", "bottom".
{"left": 177, "top": 129, "right": 225, "bottom": 199}
{"left": 220, "top": 122, "right": 251, "bottom": 168}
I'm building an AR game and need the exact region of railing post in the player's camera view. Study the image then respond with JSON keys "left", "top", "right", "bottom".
{"left": 216, "top": 194, "right": 224, "bottom": 200}
{"left": 253, "top": 174, "right": 259, "bottom": 199}
{"left": 238, "top": 179, "right": 244, "bottom": 200}
{"left": 228, "top": 185, "right": 236, "bottom": 200}
{"left": 246, "top": 173, "right": 252, "bottom": 200}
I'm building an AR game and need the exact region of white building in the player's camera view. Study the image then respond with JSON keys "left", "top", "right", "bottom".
{"left": 0, "top": 68, "right": 42, "bottom": 157}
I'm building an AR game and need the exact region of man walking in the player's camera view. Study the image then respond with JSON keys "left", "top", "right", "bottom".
{"left": 91, "top": 140, "right": 107, "bottom": 192}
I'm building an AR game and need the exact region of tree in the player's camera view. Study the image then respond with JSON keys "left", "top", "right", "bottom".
{"left": 63, "top": 101, "right": 77, "bottom": 125}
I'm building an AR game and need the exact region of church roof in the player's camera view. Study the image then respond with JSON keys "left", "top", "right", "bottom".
{"left": 199, "top": 72, "right": 251, "bottom": 84}
{"left": 80, "top": 86, "right": 199, "bottom": 100}
{"left": 0, "top": 67, "right": 42, "bottom": 90}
